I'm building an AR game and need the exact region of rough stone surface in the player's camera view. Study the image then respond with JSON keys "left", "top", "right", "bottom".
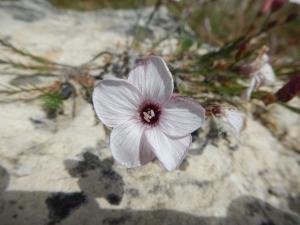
{"left": 268, "top": 99, "right": 300, "bottom": 153}
{"left": 0, "top": 1, "right": 300, "bottom": 225}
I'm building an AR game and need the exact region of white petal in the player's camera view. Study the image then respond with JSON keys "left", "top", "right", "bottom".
{"left": 223, "top": 109, "right": 246, "bottom": 134}
{"left": 290, "top": 0, "right": 300, "bottom": 4}
{"left": 261, "top": 53, "right": 270, "bottom": 63}
{"left": 93, "top": 79, "right": 142, "bottom": 127}
{"left": 242, "top": 76, "right": 258, "bottom": 100}
{"left": 102, "top": 74, "right": 120, "bottom": 80}
{"left": 145, "top": 128, "right": 191, "bottom": 171}
{"left": 110, "top": 119, "right": 146, "bottom": 167}
{"left": 160, "top": 96, "right": 206, "bottom": 137}
{"left": 128, "top": 56, "right": 174, "bottom": 103}
{"left": 258, "top": 63, "right": 275, "bottom": 86}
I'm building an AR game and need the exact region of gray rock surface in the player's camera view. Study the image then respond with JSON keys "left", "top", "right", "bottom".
{"left": 0, "top": 1, "right": 300, "bottom": 225}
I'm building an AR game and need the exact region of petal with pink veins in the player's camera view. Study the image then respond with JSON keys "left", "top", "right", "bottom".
{"left": 110, "top": 119, "right": 151, "bottom": 167}
{"left": 128, "top": 56, "right": 173, "bottom": 103}
{"left": 145, "top": 127, "right": 192, "bottom": 171}
{"left": 160, "top": 96, "right": 206, "bottom": 138}
{"left": 93, "top": 79, "right": 142, "bottom": 127}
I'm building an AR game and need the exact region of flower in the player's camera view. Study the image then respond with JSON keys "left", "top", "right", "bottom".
{"left": 92, "top": 56, "right": 205, "bottom": 171}
{"left": 242, "top": 53, "right": 276, "bottom": 101}
{"left": 207, "top": 105, "right": 246, "bottom": 135}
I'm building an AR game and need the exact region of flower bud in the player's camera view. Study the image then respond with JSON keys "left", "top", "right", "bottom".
{"left": 241, "top": 52, "right": 276, "bottom": 101}
{"left": 206, "top": 105, "right": 246, "bottom": 135}
{"left": 261, "top": 0, "right": 287, "bottom": 13}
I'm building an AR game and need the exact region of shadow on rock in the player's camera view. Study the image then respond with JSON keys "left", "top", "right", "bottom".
{"left": 0, "top": 152, "right": 125, "bottom": 225}
{"left": 0, "top": 165, "right": 9, "bottom": 193}
{"left": 289, "top": 195, "right": 300, "bottom": 215}
{"left": 0, "top": 160, "right": 300, "bottom": 225}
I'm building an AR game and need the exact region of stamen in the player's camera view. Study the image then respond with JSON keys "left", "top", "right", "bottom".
{"left": 150, "top": 110, "right": 155, "bottom": 117}
{"left": 139, "top": 101, "right": 161, "bottom": 125}
{"left": 143, "top": 112, "right": 150, "bottom": 118}
{"left": 144, "top": 117, "right": 151, "bottom": 122}
{"left": 143, "top": 112, "right": 151, "bottom": 122}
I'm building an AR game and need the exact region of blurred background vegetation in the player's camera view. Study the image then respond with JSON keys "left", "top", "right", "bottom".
{"left": 48, "top": 0, "right": 300, "bottom": 57}
{"left": 1, "top": 0, "right": 300, "bottom": 117}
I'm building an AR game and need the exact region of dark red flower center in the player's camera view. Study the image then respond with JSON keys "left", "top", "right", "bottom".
{"left": 139, "top": 102, "right": 161, "bottom": 125}
{"left": 211, "top": 105, "right": 222, "bottom": 116}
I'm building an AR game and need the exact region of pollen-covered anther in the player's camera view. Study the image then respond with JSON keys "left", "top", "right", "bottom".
{"left": 140, "top": 103, "right": 161, "bottom": 125}
{"left": 143, "top": 109, "right": 155, "bottom": 122}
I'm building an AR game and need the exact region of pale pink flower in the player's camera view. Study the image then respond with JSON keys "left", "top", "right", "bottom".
{"left": 242, "top": 54, "right": 276, "bottom": 100}
{"left": 208, "top": 105, "right": 246, "bottom": 135}
{"left": 92, "top": 56, "right": 205, "bottom": 171}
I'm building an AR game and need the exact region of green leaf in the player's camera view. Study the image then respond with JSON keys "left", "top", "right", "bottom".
{"left": 42, "top": 92, "right": 64, "bottom": 110}
{"left": 281, "top": 103, "right": 300, "bottom": 114}
{"left": 179, "top": 36, "right": 194, "bottom": 51}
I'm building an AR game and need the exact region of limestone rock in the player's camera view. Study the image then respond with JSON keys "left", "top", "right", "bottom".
{"left": 0, "top": 1, "right": 300, "bottom": 225}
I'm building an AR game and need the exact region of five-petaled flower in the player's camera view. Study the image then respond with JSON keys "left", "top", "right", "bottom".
{"left": 92, "top": 56, "right": 206, "bottom": 171}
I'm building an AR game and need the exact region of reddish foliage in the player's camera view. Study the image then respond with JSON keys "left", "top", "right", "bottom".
{"left": 73, "top": 76, "right": 95, "bottom": 89}
{"left": 275, "top": 74, "right": 300, "bottom": 102}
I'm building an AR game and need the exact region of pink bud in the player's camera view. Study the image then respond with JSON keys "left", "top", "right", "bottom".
{"left": 261, "top": 0, "right": 287, "bottom": 13}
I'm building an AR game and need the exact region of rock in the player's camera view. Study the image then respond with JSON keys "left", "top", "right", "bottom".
{"left": 0, "top": 165, "right": 9, "bottom": 192}
{"left": 14, "top": 162, "right": 33, "bottom": 177}
{"left": 9, "top": 75, "right": 42, "bottom": 87}
{"left": 46, "top": 192, "right": 87, "bottom": 224}
{"left": 254, "top": 98, "right": 300, "bottom": 153}
{"left": 289, "top": 195, "right": 300, "bottom": 215}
